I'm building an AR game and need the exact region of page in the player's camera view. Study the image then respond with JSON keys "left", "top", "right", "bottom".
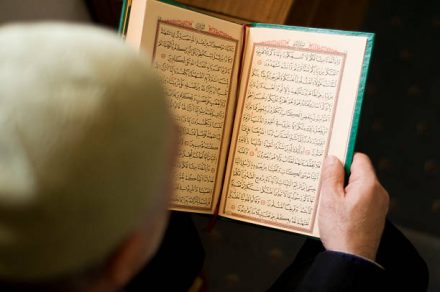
{"left": 125, "top": 0, "right": 147, "bottom": 48}
{"left": 126, "top": 0, "right": 243, "bottom": 213}
{"left": 220, "top": 25, "right": 370, "bottom": 236}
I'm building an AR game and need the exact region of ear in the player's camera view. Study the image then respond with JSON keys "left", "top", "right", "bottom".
{"left": 101, "top": 211, "right": 170, "bottom": 290}
{"left": 104, "top": 229, "right": 150, "bottom": 289}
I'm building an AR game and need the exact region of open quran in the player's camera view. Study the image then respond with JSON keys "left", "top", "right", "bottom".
{"left": 120, "top": 0, "right": 374, "bottom": 237}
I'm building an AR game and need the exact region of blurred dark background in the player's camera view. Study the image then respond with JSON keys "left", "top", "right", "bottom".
{"left": 358, "top": 0, "right": 440, "bottom": 237}
{"left": 1, "top": 0, "right": 438, "bottom": 290}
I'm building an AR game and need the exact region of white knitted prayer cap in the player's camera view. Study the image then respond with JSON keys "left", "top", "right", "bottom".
{"left": 0, "top": 23, "right": 170, "bottom": 281}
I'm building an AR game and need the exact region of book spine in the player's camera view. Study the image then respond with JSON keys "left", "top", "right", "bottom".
{"left": 118, "top": 0, "right": 131, "bottom": 36}
{"left": 344, "top": 34, "right": 375, "bottom": 174}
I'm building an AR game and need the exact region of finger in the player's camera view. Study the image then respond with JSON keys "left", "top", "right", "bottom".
{"left": 320, "top": 155, "right": 345, "bottom": 198}
{"left": 349, "top": 153, "right": 377, "bottom": 184}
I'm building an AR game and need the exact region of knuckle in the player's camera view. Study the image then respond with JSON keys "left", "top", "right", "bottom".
{"left": 381, "top": 188, "right": 390, "bottom": 205}
{"left": 372, "top": 181, "right": 390, "bottom": 208}
{"left": 368, "top": 178, "right": 383, "bottom": 194}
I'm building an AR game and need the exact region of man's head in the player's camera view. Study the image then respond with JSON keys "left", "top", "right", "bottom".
{"left": 0, "top": 23, "right": 175, "bottom": 290}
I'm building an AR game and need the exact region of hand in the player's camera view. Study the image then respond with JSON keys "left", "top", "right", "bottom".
{"left": 318, "top": 153, "right": 389, "bottom": 261}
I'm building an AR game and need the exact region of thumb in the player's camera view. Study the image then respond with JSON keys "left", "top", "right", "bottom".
{"left": 321, "top": 155, "right": 345, "bottom": 198}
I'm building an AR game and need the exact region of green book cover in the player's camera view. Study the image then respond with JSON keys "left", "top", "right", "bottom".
{"left": 118, "top": 0, "right": 131, "bottom": 35}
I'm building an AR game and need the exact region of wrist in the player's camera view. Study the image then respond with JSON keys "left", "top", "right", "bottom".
{"left": 323, "top": 250, "right": 384, "bottom": 269}
{"left": 326, "top": 244, "right": 378, "bottom": 261}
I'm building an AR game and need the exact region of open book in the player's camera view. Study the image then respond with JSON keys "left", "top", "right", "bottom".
{"left": 121, "top": 0, "right": 374, "bottom": 237}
